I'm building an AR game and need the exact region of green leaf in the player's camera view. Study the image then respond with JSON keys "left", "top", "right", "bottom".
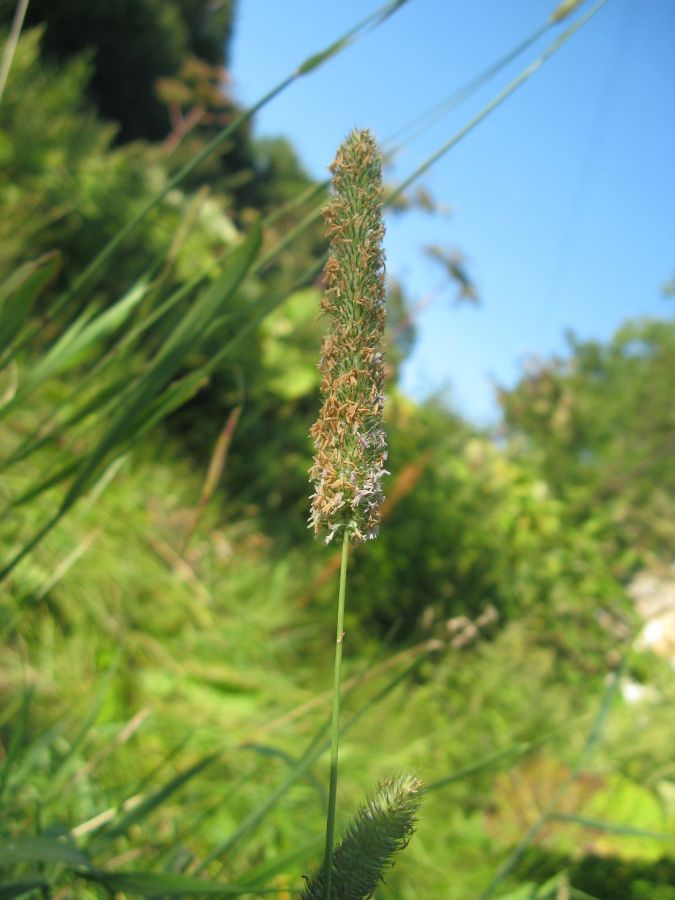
{"left": 550, "top": 812, "right": 675, "bottom": 841}
{"left": 0, "top": 274, "right": 148, "bottom": 418}
{"left": 84, "top": 870, "right": 264, "bottom": 896}
{"left": 296, "top": 0, "right": 410, "bottom": 74}
{"left": 5, "top": 459, "right": 81, "bottom": 509}
{"left": 0, "top": 835, "right": 89, "bottom": 867}
{"left": 60, "top": 224, "right": 261, "bottom": 514}
{"left": 0, "top": 689, "right": 32, "bottom": 805}
{"left": 0, "top": 252, "right": 61, "bottom": 357}
{"left": 240, "top": 839, "right": 322, "bottom": 889}
{"left": 0, "top": 372, "right": 133, "bottom": 474}
{"left": 0, "top": 879, "right": 50, "bottom": 899}
{"left": 495, "top": 874, "right": 603, "bottom": 900}
{"left": 296, "top": 36, "right": 353, "bottom": 75}
{"left": 105, "top": 753, "right": 218, "bottom": 839}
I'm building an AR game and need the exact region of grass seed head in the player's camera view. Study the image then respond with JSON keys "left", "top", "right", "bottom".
{"left": 301, "top": 774, "right": 422, "bottom": 899}
{"left": 309, "top": 129, "right": 388, "bottom": 544}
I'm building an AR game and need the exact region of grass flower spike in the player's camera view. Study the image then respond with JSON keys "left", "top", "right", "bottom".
{"left": 309, "top": 129, "right": 400, "bottom": 900}
{"left": 302, "top": 775, "right": 422, "bottom": 900}
{"left": 310, "top": 129, "right": 388, "bottom": 544}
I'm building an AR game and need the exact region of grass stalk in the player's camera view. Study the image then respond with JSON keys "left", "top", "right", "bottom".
{"left": 61, "top": 0, "right": 408, "bottom": 303}
{"left": 383, "top": 17, "right": 551, "bottom": 149}
{"left": 0, "top": 0, "right": 30, "bottom": 102}
{"left": 322, "top": 529, "right": 350, "bottom": 899}
{"left": 388, "top": 0, "right": 608, "bottom": 204}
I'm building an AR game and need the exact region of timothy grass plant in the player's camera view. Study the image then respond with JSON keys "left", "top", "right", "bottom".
{"left": 308, "top": 130, "right": 420, "bottom": 898}
{"left": 3, "top": 4, "right": 664, "bottom": 897}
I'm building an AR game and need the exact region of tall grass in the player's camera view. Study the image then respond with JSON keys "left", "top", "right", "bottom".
{"left": 3, "top": 2, "right": 668, "bottom": 898}
{"left": 0, "top": 0, "right": 606, "bottom": 580}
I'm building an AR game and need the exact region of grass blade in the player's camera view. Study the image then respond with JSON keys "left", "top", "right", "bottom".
{"left": 182, "top": 406, "right": 241, "bottom": 552}
{"left": 0, "top": 688, "right": 33, "bottom": 806}
{"left": 104, "top": 753, "right": 219, "bottom": 839}
{"left": 0, "top": 226, "right": 262, "bottom": 581}
{"left": 0, "top": 0, "right": 30, "bottom": 102}
{"left": 65, "top": 0, "right": 408, "bottom": 300}
{"left": 197, "top": 726, "right": 330, "bottom": 872}
{"left": 38, "top": 664, "right": 120, "bottom": 804}
{"left": 239, "top": 839, "right": 322, "bottom": 889}
{"left": 0, "top": 372, "right": 133, "bottom": 474}
{"left": 0, "top": 879, "right": 50, "bottom": 899}
{"left": 496, "top": 873, "right": 603, "bottom": 900}
{"left": 59, "top": 224, "right": 261, "bottom": 515}
{"left": 549, "top": 813, "right": 675, "bottom": 840}
{"left": 241, "top": 742, "right": 326, "bottom": 810}
{"left": 388, "top": 0, "right": 608, "bottom": 204}
{"left": 479, "top": 654, "right": 628, "bottom": 899}
{"left": 0, "top": 835, "right": 90, "bottom": 867}
{"left": 295, "top": 1, "right": 411, "bottom": 76}
{"left": 82, "top": 870, "right": 280, "bottom": 896}
{"left": 0, "top": 252, "right": 61, "bottom": 359}
{"left": 198, "top": 644, "right": 434, "bottom": 871}
{"left": 3, "top": 460, "right": 81, "bottom": 510}
{"left": 78, "top": 737, "right": 192, "bottom": 844}
{"left": 384, "top": 17, "right": 550, "bottom": 148}
{"left": 422, "top": 714, "right": 591, "bottom": 795}
{"left": 0, "top": 274, "right": 149, "bottom": 418}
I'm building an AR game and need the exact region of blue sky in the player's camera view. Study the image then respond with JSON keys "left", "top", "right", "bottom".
{"left": 230, "top": 0, "right": 675, "bottom": 423}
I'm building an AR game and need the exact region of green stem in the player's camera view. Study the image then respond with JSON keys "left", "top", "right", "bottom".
{"left": 387, "top": 0, "right": 607, "bottom": 205}
{"left": 0, "top": 0, "right": 30, "bottom": 102}
{"left": 323, "top": 529, "right": 350, "bottom": 899}
{"left": 60, "top": 0, "right": 406, "bottom": 304}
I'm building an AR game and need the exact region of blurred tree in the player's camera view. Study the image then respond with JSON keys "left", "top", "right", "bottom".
{"left": 156, "top": 55, "right": 233, "bottom": 155}
{"left": 0, "top": 27, "right": 330, "bottom": 474}
{"left": 344, "top": 394, "right": 629, "bottom": 669}
{"left": 499, "top": 317, "right": 675, "bottom": 563}
{"left": 0, "top": 28, "right": 238, "bottom": 298}
{"left": 0, "top": 0, "right": 236, "bottom": 140}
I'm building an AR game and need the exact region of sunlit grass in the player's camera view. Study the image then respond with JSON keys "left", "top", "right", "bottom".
{"left": 1, "top": 1, "right": 674, "bottom": 896}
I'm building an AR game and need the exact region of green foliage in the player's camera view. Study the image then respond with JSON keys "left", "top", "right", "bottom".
{"left": 0, "top": 4, "right": 673, "bottom": 898}
{"left": 0, "top": 252, "right": 60, "bottom": 358}
{"left": 500, "top": 318, "right": 675, "bottom": 564}
{"left": 0, "top": 0, "right": 236, "bottom": 140}
{"left": 0, "top": 27, "right": 238, "bottom": 299}
{"left": 1, "top": 434, "right": 673, "bottom": 896}
{"left": 518, "top": 851, "right": 675, "bottom": 900}
{"left": 345, "top": 399, "right": 632, "bottom": 671}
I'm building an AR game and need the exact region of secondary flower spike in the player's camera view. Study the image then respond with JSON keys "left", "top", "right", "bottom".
{"left": 301, "top": 775, "right": 422, "bottom": 899}
{"left": 309, "top": 129, "right": 388, "bottom": 544}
